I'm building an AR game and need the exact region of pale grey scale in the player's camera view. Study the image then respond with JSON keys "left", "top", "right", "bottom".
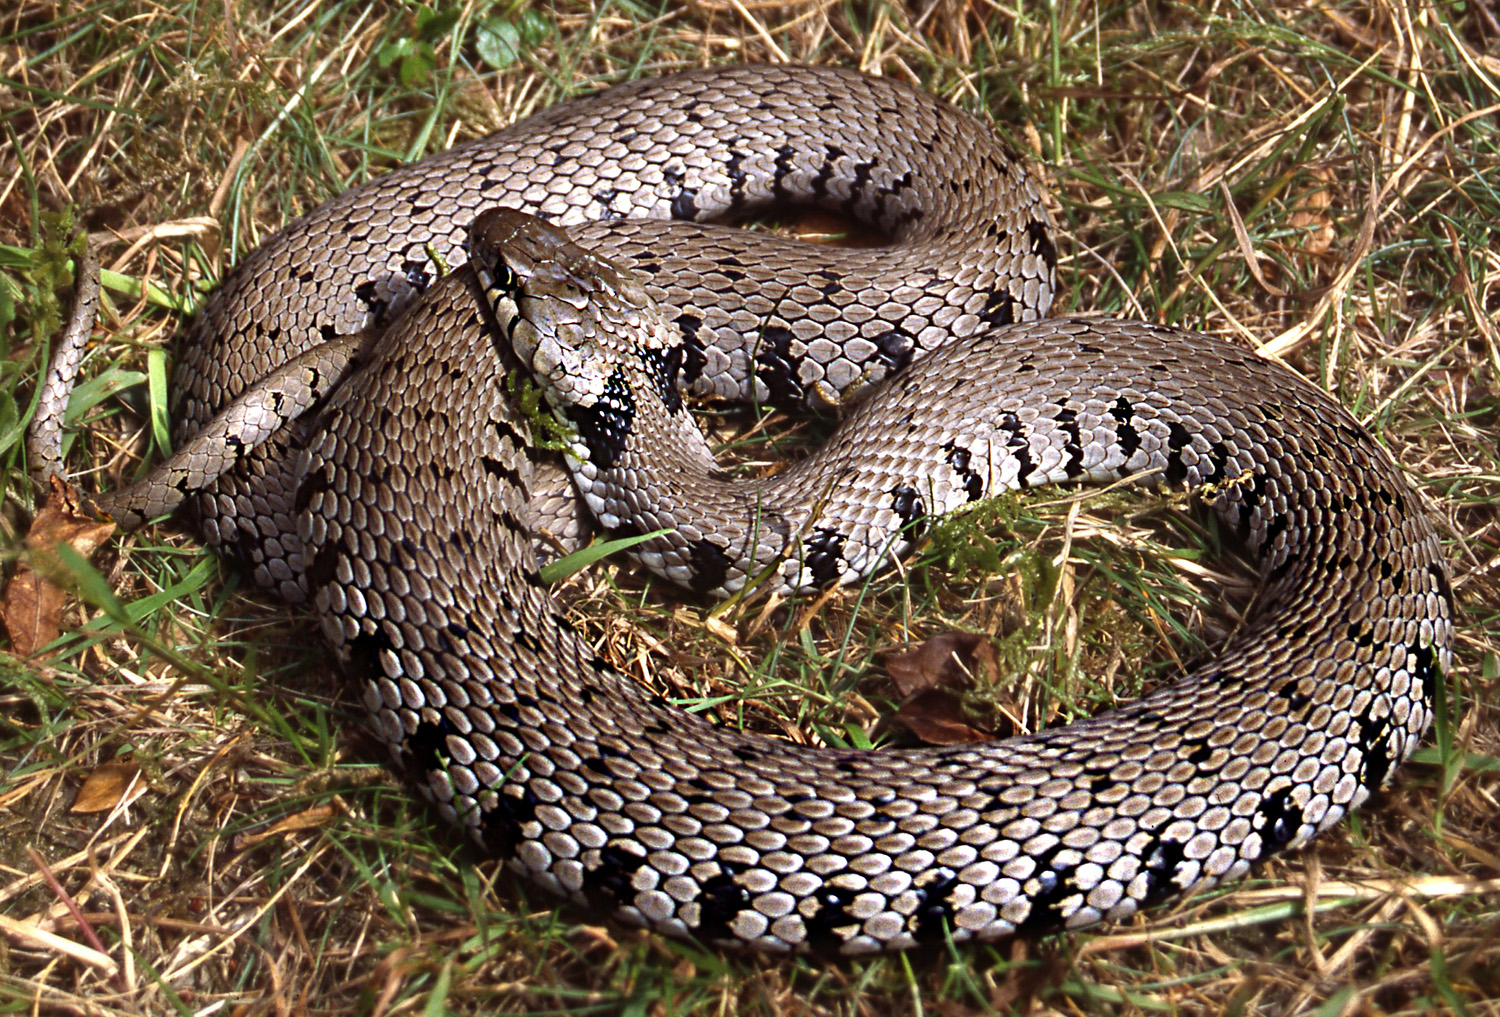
{"left": 31, "top": 240, "right": 101, "bottom": 483}
{"left": 91, "top": 334, "right": 366, "bottom": 534}
{"left": 299, "top": 243, "right": 1450, "bottom": 955}
{"left": 522, "top": 460, "right": 594, "bottom": 561}
{"left": 170, "top": 67, "right": 1053, "bottom": 598}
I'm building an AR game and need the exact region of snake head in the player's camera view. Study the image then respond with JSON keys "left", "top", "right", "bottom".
{"left": 467, "top": 207, "right": 676, "bottom": 414}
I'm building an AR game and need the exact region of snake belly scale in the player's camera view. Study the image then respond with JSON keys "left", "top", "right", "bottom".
{"left": 71, "top": 66, "right": 1453, "bottom": 955}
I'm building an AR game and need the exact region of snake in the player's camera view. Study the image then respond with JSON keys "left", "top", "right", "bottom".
{"left": 39, "top": 65, "right": 1453, "bottom": 955}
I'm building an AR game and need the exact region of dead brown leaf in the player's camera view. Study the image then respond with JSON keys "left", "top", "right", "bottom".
{"left": 890, "top": 689, "right": 992, "bottom": 746}
{"left": 882, "top": 633, "right": 1011, "bottom": 746}
{"left": 232, "top": 802, "right": 347, "bottom": 852}
{"left": 0, "top": 562, "right": 65, "bottom": 659}
{"left": 1288, "top": 168, "right": 1336, "bottom": 257}
{"left": 0, "top": 477, "right": 116, "bottom": 658}
{"left": 71, "top": 761, "right": 145, "bottom": 814}
{"left": 882, "top": 631, "right": 997, "bottom": 697}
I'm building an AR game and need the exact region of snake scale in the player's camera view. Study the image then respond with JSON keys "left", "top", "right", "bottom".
{"left": 47, "top": 66, "right": 1451, "bottom": 955}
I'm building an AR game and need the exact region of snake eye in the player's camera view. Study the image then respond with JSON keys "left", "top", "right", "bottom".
{"left": 490, "top": 261, "right": 518, "bottom": 296}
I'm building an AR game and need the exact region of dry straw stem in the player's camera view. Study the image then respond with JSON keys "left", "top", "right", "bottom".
{"left": 2, "top": 1, "right": 1498, "bottom": 1015}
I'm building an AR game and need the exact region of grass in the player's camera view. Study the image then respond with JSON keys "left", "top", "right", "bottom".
{"left": 2, "top": 0, "right": 1499, "bottom": 1013}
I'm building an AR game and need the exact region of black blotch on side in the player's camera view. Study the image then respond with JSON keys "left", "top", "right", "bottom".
{"left": 224, "top": 521, "right": 266, "bottom": 580}
{"left": 673, "top": 314, "right": 709, "bottom": 389}
{"left": 305, "top": 543, "right": 342, "bottom": 593}
{"left": 1236, "top": 472, "right": 1269, "bottom": 540}
{"left": 1055, "top": 408, "right": 1084, "bottom": 478}
{"left": 725, "top": 150, "right": 749, "bottom": 211}
{"left": 754, "top": 325, "right": 805, "bottom": 407}
{"left": 1260, "top": 513, "right": 1289, "bottom": 559}
{"left": 1113, "top": 400, "right": 1141, "bottom": 463}
{"left": 944, "top": 443, "right": 984, "bottom": 502}
{"left": 1026, "top": 219, "right": 1057, "bottom": 272}
{"left": 694, "top": 863, "right": 750, "bottom": 944}
{"left": 593, "top": 187, "right": 622, "bottom": 218}
{"left": 804, "top": 527, "right": 846, "bottom": 586}
{"left": 1206, "top": 441, "right": 1231, "bottom": 484}
{"left": 979, "top": 288, "right": 1015, "bottom": 327}
{"left": 890, "top": 485, "right": 927, "bottom": 537}
{"left": 581, "top": 753, "right": 614, "bottom": 778}
{"left": 572, "top": 367, "right": 635, "bottom": 470}
{"left": 1428, "top": 561, "right": 1454, "bottom": 615}
{"left": 354, "top": 280, "right": 386, "bottom": 320}
{"left": 1277, "top": 619, "right": 1310, "bottom": 643}
{"left": 803, "top": 883, "right": 858, "bottom": 952}
{"left": 1411, "top": 640, "right": 1441, "bottom": 709}
{"left": 1279, "top": 681, "right": 1312, "bottom": 714}
{"left": 479, "top": 784, "right": 542, "bottom": 857}
{"left": 1088, "top": 772, "right": 1118, "bottom": 793}
{"left": 998, "top": 412, "right": 1035, "bottom": 488}
{"left": 771, "top": 144, "right": 798, "bottom": 203}
{"left": 1164, "top": 421, "right": 1193, "bottom": 487}
{"left": 911, "top": 867, "right": 961, "bottom": 944}
{"left": 811, "top": 143, "right": 845, "bottom": 200}
{"left": 670, "top": 189, "right": 699, "bottom": 221}
{"left": 841, "top": 157, "right": 877, "bottom": 217}
{"left": 479, "top": 455, "right": 524, "bottom": 488}
{"left": 871, "top": 327, "right": 915, "bottom": 375}
{"left": 404, "top": 716, "right": 453, "bottom": 774}
{"left": 639, "top": 346, "right": 683, "bottom": 414}
{"left": 345, "top": 624, "right": 396, "bottom": 680}
{"left": 1012, "top": 843, "right": 1075, "bottom": 937}
{"left": 1258, "top": 786, "right": 1307, "bottom": 848}
{"left": 664, "top": 168, "right": 699, "bottom": 221}
{"left": 491, "top": 416, "right": 527, "bottom": 452}
{"left": 582, "top": 842, "right": 650, "bottom": 911}
{"left": 1138, "top": 834, "right": 1189, "bottom": 907}
{"left": 294, "top": 467, "right": 334, "bottom": 514}
{"left": 688, "top": 539, "right": 732, "bottom": 596}
{"left": 400, "top": 259, "right": 432, "bottom": 292}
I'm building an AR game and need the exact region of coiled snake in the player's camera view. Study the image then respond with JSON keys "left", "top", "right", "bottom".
{"left": 40, "top": 66, "right": 1452, "bottom": 954}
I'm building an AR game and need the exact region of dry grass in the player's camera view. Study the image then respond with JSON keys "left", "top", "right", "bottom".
{"left": 2, "top": 0, "right": 1498, "bottom": 1014}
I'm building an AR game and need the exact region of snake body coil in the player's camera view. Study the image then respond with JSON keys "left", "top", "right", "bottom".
{"left": 77, "top": 67, "right": 1452, "bottom": 954}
